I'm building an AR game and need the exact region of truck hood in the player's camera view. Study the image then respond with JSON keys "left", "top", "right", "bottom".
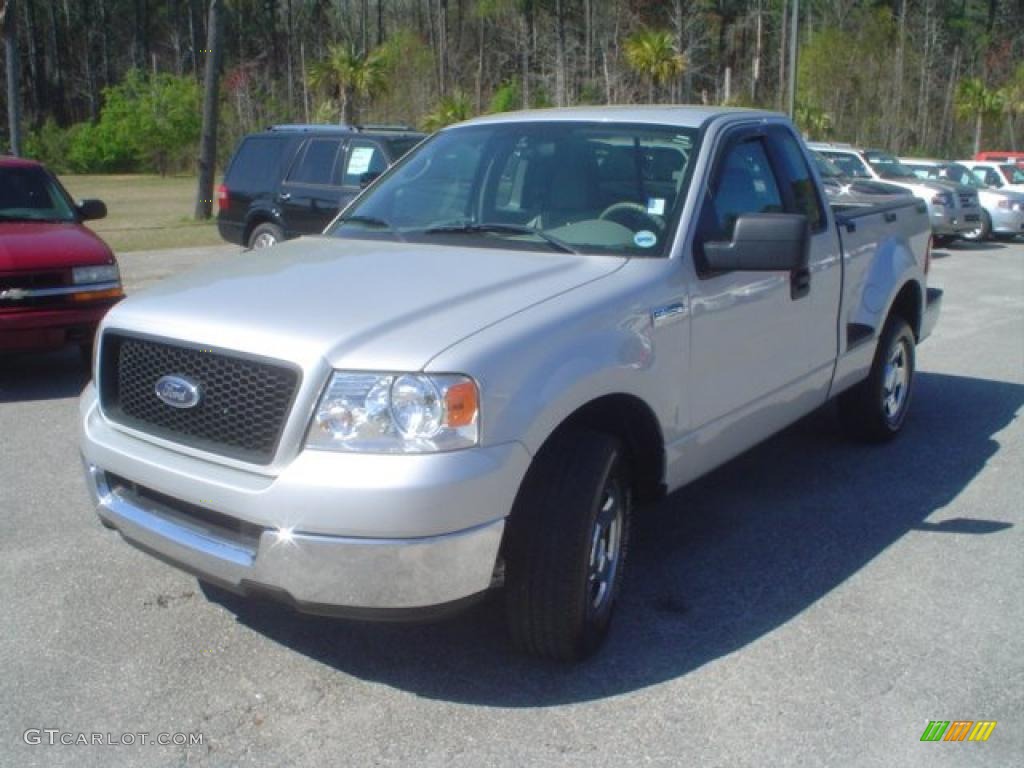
{"left": 0, "top": 221, "right": 114, "bottom": 272}
{"left": 102, "top": 236, "right": 627, "bottom": 371}
{"left": 874, "top": 177, "right": 952, "bottom": 196}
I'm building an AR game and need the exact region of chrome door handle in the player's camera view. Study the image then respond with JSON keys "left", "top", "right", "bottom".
{"left": 277, "top": 192, "right": 291, "bottom": 202}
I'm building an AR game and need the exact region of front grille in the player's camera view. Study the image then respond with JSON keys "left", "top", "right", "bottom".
{"left": 0, "top": 269, "right": 68, "bottom": 310}
{"left": 99, "top": 333, "right": 300, "bottom": 464}
{"left": 959, "top": 193, "right": 977, "bottom": 208}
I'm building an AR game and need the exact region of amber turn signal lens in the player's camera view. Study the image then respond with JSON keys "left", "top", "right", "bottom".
{"left": 445, "top": 381, "right": 478, "bottom": 428}
{"left": 71, "top": 287, "right": 125, "bottom": 302}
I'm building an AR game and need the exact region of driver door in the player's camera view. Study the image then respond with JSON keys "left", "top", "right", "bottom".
{"left": 687, "top": 126, "right": 838, "bottom": 440}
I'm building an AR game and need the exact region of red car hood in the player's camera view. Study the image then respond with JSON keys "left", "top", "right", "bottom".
{"left": 0, "top": 221, "right": 114, "bottom": 272}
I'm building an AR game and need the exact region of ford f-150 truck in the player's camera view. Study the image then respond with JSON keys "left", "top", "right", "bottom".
{"left": 80, "top": 108, "right": 941, "bottom": 661}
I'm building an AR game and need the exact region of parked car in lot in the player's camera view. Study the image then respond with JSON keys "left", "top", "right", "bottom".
{"left": 811, "top": 151, "right": 913, "bottom": 206}
{"left": 900, "top": 158, "right": 1024, "bottom": 241}
{"left": 960, "top": 160, "right": 1024, "bottom": 195}
{"left": 216, "top": 124, "right": 425, "bottom": 249}
{"left": 810, "top": 143, "right": 982, "bottom": 245}
{"left": 973, "top": 151, "right": 1024, "bottom": 166}
{"left": 81, "top": 108, "right": 939, "bottom": 660}
{"left": 1, "top": 156, "right": 123, "bottom": 362}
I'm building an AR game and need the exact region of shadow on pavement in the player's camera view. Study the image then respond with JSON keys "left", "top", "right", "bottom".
{"left": 202, "top": 371, "right": 1024, "bottom": 706}
{"left": 0, "top": 348, "right": 89, "bottom": 403}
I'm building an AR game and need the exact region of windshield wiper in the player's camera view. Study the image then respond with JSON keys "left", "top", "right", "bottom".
{"left": 336, "top": 214, "right": 406, "bottom": 241}
{"left": 422, "top": 222, "right": 579, "bottom": 254}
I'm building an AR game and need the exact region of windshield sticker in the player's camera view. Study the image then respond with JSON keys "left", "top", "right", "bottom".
{"left": 634, "top": 230, "right": 657, "bottom": 248}
{"left": 646, "top": 198, "right": 666, "bottom": 216}
{"left": 347, "top": 147, "right": 375, "bottom": 176}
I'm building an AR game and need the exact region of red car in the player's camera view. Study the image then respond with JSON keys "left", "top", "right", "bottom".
{"left": 1, "top": 156, "right": 123, "bottom": 362}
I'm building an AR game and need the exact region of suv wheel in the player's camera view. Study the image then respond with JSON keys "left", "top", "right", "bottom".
{"left": 962, "top": 211, "right": 991, "bottom": 242}
{"left": 248, "top": 222, "right": 284, "bottom": 250}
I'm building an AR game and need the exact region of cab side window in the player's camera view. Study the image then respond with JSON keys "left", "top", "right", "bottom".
{"left": 770, "top": 131, "right": 826, "bottom": 232}
{"left": 705, "top": 138, "right": 784, "bottom": 241}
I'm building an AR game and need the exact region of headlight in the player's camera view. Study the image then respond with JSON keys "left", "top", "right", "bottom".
{"left": 72, "top": 264, "right": 120, "bottom": 284}
{"left": 307, "top": 371, "right": 479, "bottom": 453}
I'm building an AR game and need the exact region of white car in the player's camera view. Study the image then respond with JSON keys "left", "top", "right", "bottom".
{"left": 960, "top": 160, "right": 1024, "bottom": 195}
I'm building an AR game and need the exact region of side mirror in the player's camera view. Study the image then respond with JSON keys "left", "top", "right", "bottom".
{"left": 77, "top": 199, "right": 108, "bottom": 221}
{"left": 359, "top": 171, "right": 382, "bottom": 188}
{"left": 702, "top": 213, "right": 809, "bottom": 272}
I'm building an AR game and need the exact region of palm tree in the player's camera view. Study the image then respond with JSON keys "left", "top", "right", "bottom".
{"left": 955, "top": 78, "right": 1005, "bottom": 156}
{"left": 1001, "top": 63, "right": 1024, "bottom": 151}
{"left": 308, "top": 44, "right": 387, "bottom": 125}
{"left": 624, "top": 27, "right": 686, "bottom": 104}
{"left": 422, "top": 91, "right": 472, "bottom": 131}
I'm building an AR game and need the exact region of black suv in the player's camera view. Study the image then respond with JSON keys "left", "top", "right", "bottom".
{"left": 216, "top": 124, "right": 424, "bottom": 249}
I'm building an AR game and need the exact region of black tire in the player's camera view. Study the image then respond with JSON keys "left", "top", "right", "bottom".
{"left": 932, "top": 235, "right": 954, "bottom": 248}
{"left": 838, "top": 316, "right": 916, "bottom": 442}
{"left": 248, "top": 222, "right": 284, "bottom": 250}
{"left": 962, "top": 210, "right": 991, "bottom": 242}
{"left": 503, "top": 430, "right": 632, "bottom": 661}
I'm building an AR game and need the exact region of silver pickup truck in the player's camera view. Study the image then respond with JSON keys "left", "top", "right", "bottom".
{"left": 80, "top": 108, "right": 941, "bottom": 661}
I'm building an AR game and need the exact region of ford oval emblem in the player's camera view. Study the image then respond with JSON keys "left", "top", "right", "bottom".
{"left": 155, "top": 374, "right": 202, "bottom": 409}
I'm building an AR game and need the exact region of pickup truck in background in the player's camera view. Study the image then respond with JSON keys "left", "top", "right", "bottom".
{"left": 811, "top": 150, "right": 913, "bottom": 206}
{"left": 901, "top": 158, "right": 1024, "bottom": 241}
{"left": 960, "top": 160, "right": 1024, "bottom": 195}
{"left": 80, "top": 108, "right": 940, "bottom": 661}
{"left": 811, "top": 143, "right": 982, "bottom": 246}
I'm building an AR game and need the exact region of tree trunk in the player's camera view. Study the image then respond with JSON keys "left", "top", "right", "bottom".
{"left": 3, "top": 0, "right": 22, "bottom": 156}
{"left": 342, "top": 83, "right": 356, "bottom": 125}
{"left": 777, "top": 0, "right": 787, "bottom": 111}
{"left": 974, "top": 111, "right": 983, "bottom": 156}
{"left": 195, "top": 0, "right": 223, "bottom": 220}
{"left": 554, "top": 0, "right": 566, "bottom": 107}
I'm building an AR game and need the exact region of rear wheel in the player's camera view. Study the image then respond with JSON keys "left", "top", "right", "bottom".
{"left": 962, "top": 210, "right": 991, "bottom": 242}
{"left": 248, "top": 222, "right": 284, "bottom": 250}
{"left": 504, "top": 430, "right": 632, "bottom": 661}
{"left": 838, "top": 316, "right": 916, "bottom": 442}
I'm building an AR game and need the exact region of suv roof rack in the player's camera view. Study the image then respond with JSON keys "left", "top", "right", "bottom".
{"left": 267, "top": 124, "right": 355, "bottom": 133}
{"left": 266, "top": 123, "right": 421, "bottom": 134}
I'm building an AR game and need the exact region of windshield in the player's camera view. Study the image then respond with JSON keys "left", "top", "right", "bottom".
{"left": 811, "top": 152, "right": 842, "bottom": 178}
{"left": 943, "top": 163, "right": 984, "bottom": 188}
{"left": 328, "top": 121, "right": 701, "bottom": 257}
{"left": 0, "top": 166, "right": 77, "bottom": 222}
{"left": 1001, "top": 164, "right": 1024, "bottom": 184}
{"left": 864, "top": 151, "right": 917, "bottom": 179}
{"left": 821, "top": 152, "right": 871, "bottom": 179}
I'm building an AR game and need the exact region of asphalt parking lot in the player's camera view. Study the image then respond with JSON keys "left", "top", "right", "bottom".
{"left": 1, "top": 238, "right": 1021, "bottom": 767}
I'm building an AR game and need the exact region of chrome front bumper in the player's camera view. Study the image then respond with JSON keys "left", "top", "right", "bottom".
{"left": 930, "top": 208, "right": 981, "bottom": 236}
{"left": 80, "top": 384, "right": 527, "bottom": 615}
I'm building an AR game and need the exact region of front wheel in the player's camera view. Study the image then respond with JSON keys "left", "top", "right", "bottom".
{"left": 962, "top": 211, "right": 991, "bottom": 242}
{"left": 838, "top": 316, "right": 916, "bottom": 442}
{"left": 503, "top": 430, "right": 632, "bottom": 661}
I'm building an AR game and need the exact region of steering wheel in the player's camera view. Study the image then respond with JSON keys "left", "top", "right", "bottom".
{"left": 598, "top": 201, "right": 664, "bottom": 232}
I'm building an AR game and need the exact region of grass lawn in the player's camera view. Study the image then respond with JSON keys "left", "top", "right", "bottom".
{"left": 60, "top": 175, "right": 225, "bottom": 253}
